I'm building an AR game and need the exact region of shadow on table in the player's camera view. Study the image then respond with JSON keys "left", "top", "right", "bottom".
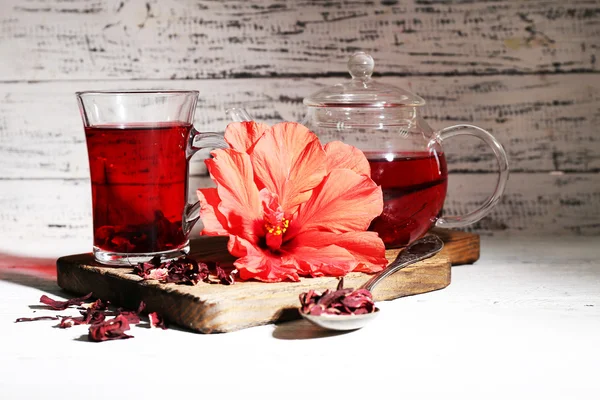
{"left": 0, "top": 252, "right": 64, "bottom": 296}
{"left": 272, "top": 318, "right": 353, "bottom": 340}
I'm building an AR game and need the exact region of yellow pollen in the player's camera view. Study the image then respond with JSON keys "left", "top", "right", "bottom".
{"left": 265, "top": 217, "right": 290, "bottom": 236}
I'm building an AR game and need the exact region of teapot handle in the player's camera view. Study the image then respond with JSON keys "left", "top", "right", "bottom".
{"left": 226, "top": 107, "right": 253, "bottom": 122}
{"left": 434, "top": 124, "right": 509, "bottom": 229}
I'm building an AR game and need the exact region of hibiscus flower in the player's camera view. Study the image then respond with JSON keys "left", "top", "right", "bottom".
{"left": 197, "top": 121, "right": 387, "bottom": 282}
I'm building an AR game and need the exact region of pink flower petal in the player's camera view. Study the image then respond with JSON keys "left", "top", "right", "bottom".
{"left": 259, "top": 188, "right": 284, "bottom": 226}
{"left": 224, "top": 121, "right": 270, "bottom": 153}
{"left": 288, "top": 245, "right": 357, "bottom": 277}
{"left": 197, "top": 188, "right": 229, "bottom": 236}
{"left": 324, "top": 141, "right": 371, "bottom": 175}
{"left": 288, "top": 230, "right": 387, "bottom": 273}
{"left": 228, "top": 235, "right": 299, "bottom": 282}
{"left": 250, "top": 122, "right": 327, "bottom": 213}
{"left": 289, "top": 169, "right": 383, "bottom": 237}
{"left": 206, "top": 149, "right": 262, "bottom": 242}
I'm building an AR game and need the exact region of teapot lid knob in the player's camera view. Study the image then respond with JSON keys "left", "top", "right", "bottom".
{"left": 348, "top": 52, "right": 374, "bottom": 80}
{"left": 303, "top": 51, "right": 425, "bottom": 108}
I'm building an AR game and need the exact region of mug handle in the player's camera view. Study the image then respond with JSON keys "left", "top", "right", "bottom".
{"left": 183, "top": 127, "right": 229, "bottom": 236}
{"left": 433, "top": 124, "right": 509, "bottom": 229}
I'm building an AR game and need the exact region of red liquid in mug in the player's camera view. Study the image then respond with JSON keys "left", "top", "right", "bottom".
{"left": 367, "top": 152, "right": 448, "bottom": 248}
{"left": 84, "top": 123, "right": 190, "bottom": 254}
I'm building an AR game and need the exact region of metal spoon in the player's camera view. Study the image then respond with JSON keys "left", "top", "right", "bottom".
{"left": 300, "top": 235, "right": 444, "bottom": 331}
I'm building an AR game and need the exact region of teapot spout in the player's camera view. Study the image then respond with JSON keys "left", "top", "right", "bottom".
{"left": 226, "top": 107, "right": 253, "bottom": 122}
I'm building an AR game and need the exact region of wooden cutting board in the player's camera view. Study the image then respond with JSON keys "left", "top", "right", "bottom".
{"left": 56, "top": 229, "right": 479, "bottom": 333}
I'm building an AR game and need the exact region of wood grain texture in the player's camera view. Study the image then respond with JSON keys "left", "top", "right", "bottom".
{"left": 56, "top": 230, "right": 481, "bottom": 333}
{"left": 1, "top": 74, "right": 599, "bottom": 179}
{"left": 56, "top": 255, "right": 450, "bottom": 333}
{"left": 430, "top": 228, "right": 480, "bottom": 265}
{"left": 1, "top": 0, "right": 598, "bottom": 81}
{"left": 1, "top": 173, "right": 597, "bottom": 258}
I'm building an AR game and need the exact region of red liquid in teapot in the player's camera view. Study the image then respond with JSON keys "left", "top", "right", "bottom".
{"left": 84, "top": 123, "right": 190, "bottom": 254}
{"left": 367, "top": 152, "right": 448, "bottom": 248}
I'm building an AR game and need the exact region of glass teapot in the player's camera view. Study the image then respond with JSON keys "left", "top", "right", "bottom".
{"left": 229, "top": 52, "right": 508, "bottom": 248}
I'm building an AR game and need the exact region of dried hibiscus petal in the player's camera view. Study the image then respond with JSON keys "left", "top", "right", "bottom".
{"left": 58, "top": 310, "right": 107, "bottom": 328}
{"left": 146, "top": 267, "right": 168, "bottom": 281}
{"left": 39, "top": 292, "right": 93, "bottom": 310}
{"left": 299, "top": 280, "right": 376, "bottom": 316}
{"left": 59, "top": 316, "right": 84, "bottom": 328}
{"left": 82, "top": 309, "right": 107, "bottom": 325}
{"left": 15, "top": 316, "right": 59, "bottom": 323}
{"left": 148, "top": 312, "right": 167, "bottom": 330}
{"left": 116, "top": 301, "right": 145, "bottom": 324}
{"left": 110, "top": 236, "right": 135, "bottom": 252}
{"left": 165, "top": 258, "right": 206, "bottom": 285}
{"left": 341, "top": 289, "right": 375, "bottom": 313}
{"left": 88, "top": 315, "right": 133, "bottom": 342}
{"left": 85, "top": 299, "right": 108, "bottom": 311}
{"left": 216, "top": 266, "right": 237, "bottom": 285}
{"left": 133, "top": 256, "right": 162, "bottom": 278}
{"left": 134, "top": 256, "right": 235, "bottom": 286}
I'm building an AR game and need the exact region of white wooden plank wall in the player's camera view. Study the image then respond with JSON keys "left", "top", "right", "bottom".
{"left": 0, "top": 0, "right": 599, "bottom": 257}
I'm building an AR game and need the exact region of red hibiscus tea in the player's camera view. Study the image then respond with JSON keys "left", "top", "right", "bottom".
{"left": 84, "top": 123, "right": 190, "bottom": 254}
{"left": 77, "top": 90, "right": 230, "bottom": 266}
{"left": 367, "top": 151, "right": 448, "bottom": 248}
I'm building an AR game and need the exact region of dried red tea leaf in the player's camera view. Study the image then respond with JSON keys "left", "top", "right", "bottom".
{"left": 121, "top": 312, "right": 140, "bottom": 324}
{"left": 88, "top": 299, "right": 108, "bottom": 311}
{"left": 133, "top": 256, "right": 163, "bottom": 278}
{"left": 110, "top": 236, "right": 135, "bottom": 253}
{"left": 88, "top": 315, "right": 133, "bottom": 342}
{"left": 95, "top": 226, "right": 115, "bottom": 241}
{"left": 146, "top": 267, "right": 168, "bottom": 281}
{"left": 133, "top": 256, "right": 235, "bottom": 286}
{"left": 60, "top": 299, "right": 110, "bottom": 328}
{"left": 39, "top": 292, "right": 93, "bottom": 310}
{"left": 216, "top": 266, "right": 237, "bottom": 285}
{"left": 165, "top": 258, "right": 206, "bottom": 285}
{"left": 118, "top": 313, "right": 140, "bottom": 324}
{"left": 15, "top": 316, "right": 59, "bottom": 323}
{"left": 59, "top": 317, "right": 84, "bottom": 328}
{"left": 299, "top": 283, "right": 375, "bottom": 316}
{"left": 116, "top": 301, "right": 145, "bottom": 324}
{"left": 341, "top": 289, "right": 375, "bottom": 312}
{"left": 82, "top": 309, "right": 107, "bottom": 325}
{"left": 306, "top": 305, "right": 324, "bottom": 316}
{"left": 148, "top": 312, "right": 167, "bottom": 330}
{"left": 58, "top": 311, "right": 105, "bottom": 329}
{"left": 198, "top": 262, "right": 211, "bottom": 282}
{"left": 316, "top": 288, "right": 352, "bottom": 309}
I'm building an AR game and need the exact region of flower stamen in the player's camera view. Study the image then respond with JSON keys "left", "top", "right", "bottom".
{"left": 264, "top": 218, "right": 290, "bottom": 236}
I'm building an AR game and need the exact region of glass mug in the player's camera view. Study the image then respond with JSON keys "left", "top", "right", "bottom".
{"left": 76, "top": 90, "right": 228, "bottom": 265}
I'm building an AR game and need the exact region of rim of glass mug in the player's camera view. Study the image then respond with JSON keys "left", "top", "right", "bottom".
{"left": 76, "top": 89, "right": 199, "bottom": 96}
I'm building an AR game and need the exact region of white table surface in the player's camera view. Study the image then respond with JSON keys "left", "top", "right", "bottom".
{"left": 1, "top": 234, "right": 599, "bottom": 400}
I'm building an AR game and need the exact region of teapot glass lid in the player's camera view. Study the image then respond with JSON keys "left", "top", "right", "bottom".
{"left": 303, "top": 52, "right": 425, "bottom": 108}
